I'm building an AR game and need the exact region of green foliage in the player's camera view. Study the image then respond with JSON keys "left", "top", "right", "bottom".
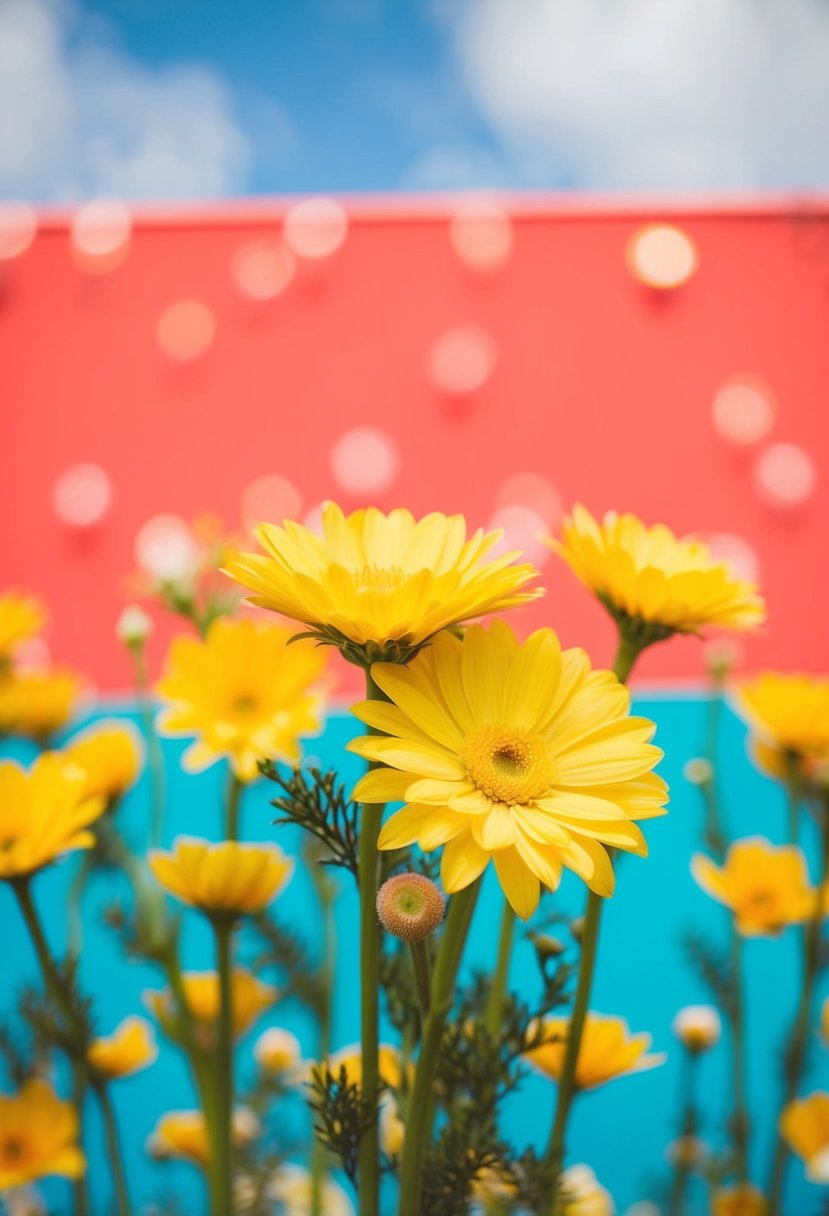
{"left": 307, "top": 1063, "right": 378, "bottom": 1186}
{"left": 250, "top": 911, "right": 326, "bottom": 1016}
{"left": 263, "top": 763, "right": 360, "bottom": 878}
{"left": 682, "top": 929, "right": 735, "bottom": 1017}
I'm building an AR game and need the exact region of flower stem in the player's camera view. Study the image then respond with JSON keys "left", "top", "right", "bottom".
{"left": 767, "top": 794, "right": 829, "bottom": 1213}
{"left": 357, "top": 669, "right": 388, "bottom": 1216}
{"left": 398, "top": 880, "right": 481, "bottom": 1216}
{"left": 668, "top": 1050, "right": 699, "bottom": 1216}
{"left": 95, "top": 1083, "right": 132, "bottom": 1216}
{"left": 483, "top": 899, "right": 517, "bottom": 1036}
{"left": 13, "top": 878, "right": 91, "bottom": 1216}
{"left": 728, "top": 928, "right": 750, "bottom": 1184}
{"left": 213, "top": 917, "right": 235, "bottom": 1216}
{"left": 309, "top": 856, "right": 337, "bottom": 1216}
{"left": 409, "top": 939, "right": 432, "bottom": 1023}
{"left": 544, "top": 633, "right": 644, "bottom": 1214}
{"left": 129, "top": 642, "right": 166, "bottom": 850}
{"left": 225, "top": 771, "right": 244, "bottom": 842}
{"left": 783, "top": 755, "right": 804, "bottom": 846}
{"left": 544, "top": 889, "right": 603, "bottom": 1212}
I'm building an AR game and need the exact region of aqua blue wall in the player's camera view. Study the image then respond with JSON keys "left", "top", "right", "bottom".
{"left": 2, "top": 696, "right": 825, "bottom": 1214}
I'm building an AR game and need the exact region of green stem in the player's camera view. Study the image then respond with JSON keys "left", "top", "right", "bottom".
{"left": 544, "top": 633, "right": 643, "bottom": 1214}
{"left": 398, "top": 880, "right": 481, "bottom": 1216}
{"left": 358, "top": 669, "right": 388, "bottom": 1216}
{"left": 544, "top": 890, "right": 604, "bottom": 1212}
{"left": 130, "top": 643, "right": 166, "bottom": 850}
{"left": 729, "top": 929, "right": 750, "bottom": 1185}
{"left": 767, "top": 796, "right": 829, "bottom": 1214}
{"left": 483, "top": 899, "right": 517, "bottom": 1036}
{"left": 213, "top": 918, "right": 235, "bottom": 1216}
{"left": 409, "top": 939, "right": 432, "bottom": 1023}
{"left": 310, "top": 860, "right": 337, "bottom": 1216}
{"left": 225, "top": 771, "right": 244, "bottom": 842}
{"left": 95, "top": 1083, "right": 132, "bottom": 1216}
{"left": 13, "top": 879, "right": 90, "bottom": 1216}
{"left": 668, "top": 1050, "right": 699, "bottom": 1216}
{"left": 783, "top": 756, "right": 804, "bottom": 847}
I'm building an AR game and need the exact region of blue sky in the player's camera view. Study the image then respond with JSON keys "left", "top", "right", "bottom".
{"left": 2, "top": 0, "right": 829, "bottom": 201}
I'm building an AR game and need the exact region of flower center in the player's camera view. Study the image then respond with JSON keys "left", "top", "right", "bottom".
{"left": 354, "top": 564, "right": 407, "bottom": 595}
{"left": 2, "top": 1135, "right": 26, "bottom": 1163}
{"left": 462, "top": 725, "right": 553, "bottom": 807}
{"left": 231, "top": 693, "right": 259, "bottom": 716}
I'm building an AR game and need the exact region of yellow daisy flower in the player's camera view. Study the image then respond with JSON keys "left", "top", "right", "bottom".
{"left": 711, "top": 1184, "right": 768, "bottom": 1215}
{"left": 157, "top": 617, "right": 327, "bottom": 783}
{"left": 0, "top": 755, "right": 105, "bottom": 882}
{"left": 735, "top": 672, "right": 829, "bottom": 780}
{"left": 324, "top": 1042, "right": 403, "bottom": 1091}
{"left": 0, "top": 591, "right": 45, "bottom": 662}
{"left": 549, "top": 503, "right": 765, "bottom": 641}
{"left": 471, "top": 1164, "right": 519, "bottom": 1209}
{"left": 254, "top": 1027, "right": 303, "bottom": 1075}
{"left": 780, "top": 1092, "right": 829, "bottom": 1182}
{"left": 350, "top": 622, "right": 668, "bottom": 919}
{"left": 0, "top": 667, "right": 80, "bottom": 740}
{"left": 63, "top": 721, "right": 144, "bottom": 802}
{"left": 88, "top": 1016, "right": 157, "bottom": 1080}
{"left": 224, "top": 503, "right": 541, "bottom": 664}
{"left": 0, "top": 1078, "right": 85, "bottom": 1190}
{"left": 524, "top": 1012, "right": 665, "bottom": 1090}
{"left": 147, "top": 1107, "right": 258, "bottom": 1170}
{"left": 692, "top": 837, "right": 815, "bottom": 936}
{"left": 144, "top": 968, "right": 278, "bottom": 1041}
{"left": 148, "top": 837, "right": 293, "bottom": 918}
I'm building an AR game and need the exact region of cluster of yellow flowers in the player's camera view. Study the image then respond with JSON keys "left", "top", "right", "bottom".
{"left": 1, "top": 497, "right": 826, "bottom": 1216}
{"left": 0, "top": 591, "right": 82, "bottom": 740}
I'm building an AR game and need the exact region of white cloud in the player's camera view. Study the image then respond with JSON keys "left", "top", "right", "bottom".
{"left": 449, "top": 0, "right": 829, "bottom": 189}
{"left": 0, "top": 0, "right": 250, "bottom": 200}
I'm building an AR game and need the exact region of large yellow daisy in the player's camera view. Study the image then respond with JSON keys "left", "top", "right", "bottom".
{"left": 157, "top": 617, "right": 327, "bottom": 782}
{"left": 224, "top": 503, "right": 541, "bottom": 664}
{"left": 549, "top": 503, "right": 765, "bottom": 638}
{"left": 0, "top": 755, "right": 105, "bottom": 882}
{"left": 0, "top": 1078, "right": 85, "bottom": 1189}
{"left": 349, "top": 622, "right": 668, "bottom": 918}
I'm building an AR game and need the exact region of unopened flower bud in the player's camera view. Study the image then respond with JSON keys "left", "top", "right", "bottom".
{"left": 116, "top": 604, "right": 153, "bottom": 649}
{"left": 683, "top": 758, "right": 714, "bottom": 786}
{"left": 376, "top": 872, "right": 445, "bottom": 943}
{"left": 666, "top": 1136, "right": 709, "bottom": 1168}
{"left": 529, "top": 932, "right": 567, "bottom": 961}
{"left": 570, "top": 916, "right": 585, "bottom": 944}
{"left": 703, "top": 638, "right": 744, "bottom": 680}
{"left": 672, "top": 1004, "right": 721, "bottom": 1054}
{"left": 254, "top": 1027, "right": 302, "bottom": 1075}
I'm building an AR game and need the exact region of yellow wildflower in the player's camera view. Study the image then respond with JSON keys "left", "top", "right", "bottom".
{"left": 0, "top": 1078, "right": 85, "bottom": 1190}
{"left": 780, "top": 1092, "right": 829, "bottom": 1182}
{"left": 145, "top": 969, "right": 278, "bottom": 1041}
{"left": 63, "top": 721, "right": 143, "bottom": 801}
{"left": 88, "top": 1016, "right": 157, "bottom": 1080}
{"left": 0, "top": 592, "right": 45, "bottom": 662}
{"left": 0, "top": 755, "right": 104, "bottom": 882}
{"left": 149, "top": 837, "right": 293, "bottom": 918}
{"left": 351, "top": 622, "right": 667, "bottom": 919}
{"left": 0, "top": 667, "right": 80, "bottom": 740}
{"left": 735, "top": 672, "right": 829, "bottom": 780}
{"left": 692, "top": 838, "right": 815, "bottom": 936}
{"left": 524, "top": 1013, "right": 665, "bottom": 1091}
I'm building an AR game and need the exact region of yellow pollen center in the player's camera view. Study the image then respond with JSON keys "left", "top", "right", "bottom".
{"left": 353, "top": 564, "right": 407, "bottom": 595}
{"left": 2, "top": 1135, "right": 26, "bottom": 1163}
{"left": 462, "top": 725, "right": 553, "bottom": 807}
{"left": 231, "top": 694, "right": 258, "bottom": 715}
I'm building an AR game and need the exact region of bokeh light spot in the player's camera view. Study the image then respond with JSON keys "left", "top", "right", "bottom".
{"left": 284, "top": 198, "right": 348, "bottom": 260}
{"left": 0, "top": 202, "right": 37, "bottom": 260}
{"left": 71, "top": 199, "right": 132, "bottom": 272}
{"left": 706, "top": 532, "right": 760, "bottom": 583}
{"left": 487, "top": 505, "right": 550, "bottom": 566}
{"left": 53, "top": 463, "right": 112, "bottom": 528}
{"left": 712, "top": 375, "right": 776, "bottom": 446}
{"left": 449, "top": 200, "right": 513, "bottom": 271}
{"left": 625, "top": 224, "right": 699, "bottom": 289}
{"left": 753, "top": 442, "right": 817, "bottom": 508}
{"left": 157, "top": 299, "right": 215, "bottom": 362}
{"left": 135, "top": 515, "right": 201, "bottom": 582}
{"left": 242, "top": 475, "right": 302, "bottom": 531}
{"left": 232, "top": 241, "right": 295, "bottom": 301}
{"left": 330, "top": 428, "right": 399, "bottom": 495}
{"left": 428, "top": 325, "right": 497, "bottom": 395}
{"left": 495, "top": 472, "right": 563, "bottom": 530}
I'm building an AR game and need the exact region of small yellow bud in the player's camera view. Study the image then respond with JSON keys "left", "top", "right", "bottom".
{"left": 672, "top": 1004, "right": 721, "bottom": 1054}
{"left": 683, "top": 758, "right": 714, "bottom": 786}
{"left": 376, "top": 872, "right": 445, "bottom": 943}
{"left": 529, "top": 932, "right": 566, "bottom": 960}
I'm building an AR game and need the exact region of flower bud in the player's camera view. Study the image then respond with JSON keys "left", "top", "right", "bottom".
{"left": 666, "top": 1135, "right": 709, "bottom": 1168}
{"left": 116, "top": 604, "right": 153, "bottom": 649}
{"left": 376, "top": 872, "right": 445, "bottom": 943}
{"left": 672, "top": 1004, "right": 721, "bottom": 1054}
{"left": 529, "top": 932, "right": 567, "bottom": 961}
{"left": 254, "top": 1027, "right": 302, "bottom": 1075}
{"left": 683, "top": 758, "right": 714, "bottom": 786}
{"left": 570, "top": 916, "right": 585, "bottom": 944}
